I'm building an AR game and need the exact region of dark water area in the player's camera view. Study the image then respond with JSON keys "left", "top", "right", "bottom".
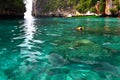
{"left": 0, "top": 17, "right": 120, "bottom": 80}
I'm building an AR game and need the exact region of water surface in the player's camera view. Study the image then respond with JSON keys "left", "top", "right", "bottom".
{"left": 0, "top": 17, "right": 120, "bottom": 80}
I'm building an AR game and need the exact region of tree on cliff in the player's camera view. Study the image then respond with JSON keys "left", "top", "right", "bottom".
{"left": 33, "top": 0, "right": 120, "bottom": 17}
{"left": 0, "top": 0, "right": 25, "bottom": 15}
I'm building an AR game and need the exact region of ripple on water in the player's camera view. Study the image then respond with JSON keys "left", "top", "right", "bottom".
{"left": 1, "top": 18, "right": 120, "bottom": 80}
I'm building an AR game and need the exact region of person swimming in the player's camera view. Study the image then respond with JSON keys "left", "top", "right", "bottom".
{"left": 75, "top": 27, "right": 84, "bottom": 31}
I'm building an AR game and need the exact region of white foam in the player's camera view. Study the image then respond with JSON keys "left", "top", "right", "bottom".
{"left": 24, "top": 0, "right": 33, "bottom": 19}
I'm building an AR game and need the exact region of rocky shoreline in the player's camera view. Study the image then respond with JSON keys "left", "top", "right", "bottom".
{"left": 32, "top": 0, "right": 120, "bottom": 18}
{"left": 0, "top": 14, "right": 24, "bottom": 19}
{"left": 0, "top": 0, "right": 120, "bottom": 18}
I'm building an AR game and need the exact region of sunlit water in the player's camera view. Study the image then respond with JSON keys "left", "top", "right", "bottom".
{"left": 0, "top": 17, "right": 120, "bottom": 80}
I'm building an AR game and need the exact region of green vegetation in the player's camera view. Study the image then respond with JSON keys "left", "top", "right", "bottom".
{"left": 36, "top": 0, "right": 70, "bottom": 12}
{"left": 37, "top": 0, "right": 101, "bottom": 13}
{"left": 36, "top": 0, "right": 120, "bottom": 16}
{"left": 0, "top": 0, "right": 119, "bottom": 17}
{"left": 110, "top": 0, "right": 120, "bottom": 15}
{"left": 0, "top": 0, "right": 25, "bottom": 15}
{"left": 75, "top": 0, "right": 98, "bottom": 13}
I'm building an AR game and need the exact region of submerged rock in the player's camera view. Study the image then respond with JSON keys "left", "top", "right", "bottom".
{"left": 51, "top": 39, "right": 111, "bottom": 63}
{"left": 48, "top": 53, "right": 68, "bottom": 66}
{"left": 93, "top": 62, "right": 120, "bottom": 78}
{"left": 47, "top": 67, "right": 70, "bottom": 76}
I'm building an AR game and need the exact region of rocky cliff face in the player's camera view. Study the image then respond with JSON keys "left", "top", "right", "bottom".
{"left": 105, "top": 0, "right": 120, "bottom": 16}
{"left": 32, "top": 0, "right": 79, "bottom": 17}
{"left": 105, "top": 0, "right": 113, "bottom": 15}
{"left": 0, "top": 0, "right": 25, "bottom": 19}
{"left": 33, "top": 0, "right": 120, "bottom": 17}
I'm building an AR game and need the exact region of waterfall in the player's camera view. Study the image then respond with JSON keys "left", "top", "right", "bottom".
{"left": 24, "top": 0, "right": 33, "bottom": 19}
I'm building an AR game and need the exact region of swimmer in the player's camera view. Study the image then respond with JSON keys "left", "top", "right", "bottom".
{"left": 75, "top": 27, "right": 84, "bottom": 31}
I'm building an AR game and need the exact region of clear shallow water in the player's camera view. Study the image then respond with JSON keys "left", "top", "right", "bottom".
{"left": 0, "top": 17, "right": 120, "bottom": 80}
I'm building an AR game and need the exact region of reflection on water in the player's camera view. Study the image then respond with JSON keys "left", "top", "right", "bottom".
{"left": 14, "top": 18, "right": 47, "bottom": 80}
{"left": 19, "top": 18, "right": 44, "bottom": 63}
{"left": 19, "top": 18, "right": 38, "bottom": 63}
{"left": 21, "top": 18, "right": 36, "bottom": 49}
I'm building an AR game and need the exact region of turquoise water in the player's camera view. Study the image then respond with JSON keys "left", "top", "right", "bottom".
{"left": 0, "top": 17, "right": 120, "bottom": 80}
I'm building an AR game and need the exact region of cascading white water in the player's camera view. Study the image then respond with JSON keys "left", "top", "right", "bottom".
{"left": 24, "top": 0, "right": 33, "bottom": 19}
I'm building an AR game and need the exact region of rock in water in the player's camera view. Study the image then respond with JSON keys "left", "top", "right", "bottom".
{"left": 93, "top": 62, "right": 120, "bottom": 78}
{"left": 48, "top": 53, "right": 68, "bottom": 66}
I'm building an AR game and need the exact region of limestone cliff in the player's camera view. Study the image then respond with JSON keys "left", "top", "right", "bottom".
{"left": 105, "top": 0, "right": 113, "bottom": 15}
{"left": 105, "top": 0, "right": 120, "bottom": 16}
{"left": 32, "top": 0, "right": 79, "bottom": 17}
{"left": 32, "top": 0, "right": 120, "bottom": 17}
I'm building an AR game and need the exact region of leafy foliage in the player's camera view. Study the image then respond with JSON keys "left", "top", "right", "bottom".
{"left": 37, "top": 0, "right": 103, "bottom": 13}
{"left": 0, "top": 0, "right": 25, "bottom": 13}
{"left": 37, "top": 0, "right": 119, "bottom": 15}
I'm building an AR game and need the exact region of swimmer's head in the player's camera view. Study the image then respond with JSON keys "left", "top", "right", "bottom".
{"left": 76, "top": 27, "right": 84, "bottom": 31}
